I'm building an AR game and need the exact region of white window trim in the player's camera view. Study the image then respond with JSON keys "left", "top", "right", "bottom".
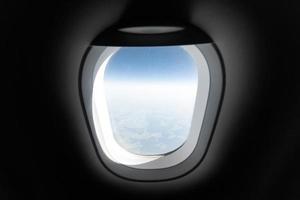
{"left": 80, "top": 43, "right": 223, "bottom": 181}
{"left": 92, "top": 45, "right": 210, "bottom": 169}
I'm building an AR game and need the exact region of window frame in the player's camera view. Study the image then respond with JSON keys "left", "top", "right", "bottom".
{"left": 80, "top": 44, "right": 224, "bottom": 181}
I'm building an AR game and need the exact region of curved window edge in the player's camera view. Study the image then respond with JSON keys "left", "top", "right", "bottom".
{"left": 80, "top": 43, "right": 224, "bottom": 181}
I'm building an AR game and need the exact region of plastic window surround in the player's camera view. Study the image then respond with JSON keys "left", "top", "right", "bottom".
{"left": 80, "top": 43, "right": 223, "bottom": 181}
{"left": 92, "top": 45, "right": 209, "bottom": 169}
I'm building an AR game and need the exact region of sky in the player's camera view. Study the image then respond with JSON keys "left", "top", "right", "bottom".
{"left": 102, "top": 46, "right": 198, "bottom": 155}
{"left": 104, "top": 46, "right": 197, "bottom": 84}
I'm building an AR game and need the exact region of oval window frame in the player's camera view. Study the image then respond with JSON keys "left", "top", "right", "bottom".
{"left": 80, "top": 43, "right": 224, "bottom": 181}
{"left": 92, "top": 45, "right": 209, "bottom": 168}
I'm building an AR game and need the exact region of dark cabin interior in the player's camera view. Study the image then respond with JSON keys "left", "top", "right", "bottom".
{"left": 2, "top": 0, "right": 300, "bottom": 199}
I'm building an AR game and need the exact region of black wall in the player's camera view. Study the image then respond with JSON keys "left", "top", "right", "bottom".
{"left": 2, "top": 0, "right": 300, "bottom": 199}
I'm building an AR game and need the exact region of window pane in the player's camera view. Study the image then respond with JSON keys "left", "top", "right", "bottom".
{"left": 103, "top": 46, "right": 198, "bottom": 155}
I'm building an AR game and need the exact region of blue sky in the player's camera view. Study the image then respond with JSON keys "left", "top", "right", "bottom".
{"left": 104, "top": 46, "right": 197, "bottom": 84}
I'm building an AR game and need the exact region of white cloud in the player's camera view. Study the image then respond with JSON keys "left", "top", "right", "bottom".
{"left": 105, "top": 82, "right": 196, "bottom": 155}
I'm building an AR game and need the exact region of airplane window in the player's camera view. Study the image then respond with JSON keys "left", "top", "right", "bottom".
{"left": 80, "top": 25, "right": 223, "bottom": 180}
{"left": 91, "top": 45, "right": 210, "bottom": 167}
{"left": 101, "top": 47, "right": 197, "bottom": 156}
